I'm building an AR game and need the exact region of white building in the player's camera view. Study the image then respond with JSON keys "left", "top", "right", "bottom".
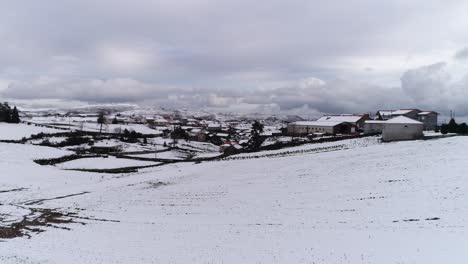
{"left": 317, "top": 114, "right": 369, "bottom": 129}
{"left": 376, "top": 109, "right": 438, "bottom": 130}
{"left": 382, "top": 116, "right": 423, "bottom": 142}
{"left": 287, "top": 121, "right": 356, "bottom": 136}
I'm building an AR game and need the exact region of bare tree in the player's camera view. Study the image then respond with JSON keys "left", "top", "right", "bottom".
{"left": 97, "top": 111, "right": 107, "bottom": 134}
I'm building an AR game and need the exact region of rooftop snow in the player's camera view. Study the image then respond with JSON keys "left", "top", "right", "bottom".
{"left": 365, "top": 120, "right": 386, "bottom": 124}
{"left": 418, "top": 111, "right": 438, "bottom": 115}
{"left": 391, "top": 109, "right": 417, "bottom": 115}
{"left": 317, "top": 115, "right": 364, "bottom": 123}
{"left": 385, "top": 116, "right": 423, "bottom": 124}
{"left": 377, "top": 110, "right": 395, "bottom": 115}
{"left": 292, "top": 121, "right": 345, "bottom": 127}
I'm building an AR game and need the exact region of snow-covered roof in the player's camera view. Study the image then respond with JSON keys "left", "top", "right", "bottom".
{"left": 418, "top": 111, "right": 438, "bottom": 115}
{"left": 377, "top": 110, "right": 394, "bottom": 116}
{"left": 385, "top": 116, "right": 423, "bottom": 124}
{"left": 292, "top": 121, "right": 345, "bottom": 127}
{"left": 392, "top": 109, "right": 417, "bottom": 115}
{"left": 365, "top": 120, "right": 386, "bottom": 124}
{"left": 232, "top": 144, "right": 243, "bottom": 149}
{"left": 317, "top": 115, "right": 364, "bottom": 123}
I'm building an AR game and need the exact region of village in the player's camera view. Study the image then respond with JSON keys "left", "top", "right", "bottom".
{"left": 0, "top": 105, "right": 446, "bottom": 162}
{"left": 0, "top": 104, "right": 453, "bottom": 179}
{"left": 6, "top": 104, "right": 440, "bottom": 146}
{"left": 0, "top": 103, "right": 450, "bottom": 175}
{"left": 0, "top": 103, "right": 465, "bottom": 263}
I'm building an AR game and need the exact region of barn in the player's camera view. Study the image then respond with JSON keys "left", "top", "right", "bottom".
{"left": 382, "top": 116, "right": 423, "bottom": 142}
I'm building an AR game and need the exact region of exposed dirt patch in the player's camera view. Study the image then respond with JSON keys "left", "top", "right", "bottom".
{"left": 0, "top": 208, "right": 82, "bottom": 239}
{"left": 384, "top": 179, "right": 409, "bottom": 183}
{"left": 65, "top": 163, "right": 165, "bottom": 174}
{"left": 34, "top": 154, "right": 100, "bottom": 166}
{"left": 146, "top": 181, "right": 169, "bottom": 189}
{"left": 351, "top": 196, "right": 386, "bottom": 201}
{"left": 392, "top": 217, "right": 440, "bottom": 223}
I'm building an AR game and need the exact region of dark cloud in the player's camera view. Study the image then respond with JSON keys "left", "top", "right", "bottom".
{"left": 454, "top": 47, "right": 468, "bottom": 60}
{"left": 401, "top": 62, "right": 468, "bottom": 116}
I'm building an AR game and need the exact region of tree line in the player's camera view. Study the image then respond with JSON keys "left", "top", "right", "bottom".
{"left": 0, "top": 102, "right": 20, "bottom": 123}
{"left": 440, "top": 118, "right": 468, "bottom": 134}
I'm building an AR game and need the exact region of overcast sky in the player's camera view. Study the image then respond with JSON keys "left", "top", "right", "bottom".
{"left": 1, "top": 0, "right": 468, "bottom": 119}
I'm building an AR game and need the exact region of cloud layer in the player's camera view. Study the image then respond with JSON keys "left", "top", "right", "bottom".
{"left": 1, "top": 0, "right": 468, "bottom": 118}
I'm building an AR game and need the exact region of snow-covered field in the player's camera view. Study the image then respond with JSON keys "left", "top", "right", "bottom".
{"left": 0, "top": 123, "right": 63, "bottom": 140}
{"left": 26, "top": 117, "right": 163, "bottom": 135}
{"left": 82, "top": 123, "right": 163, "bottom": 135}
{"left": 1, "top": 136, "right": 468, "bottom": 263}
{"left": 232, "top": 136, "right": 381, "bottom": 159}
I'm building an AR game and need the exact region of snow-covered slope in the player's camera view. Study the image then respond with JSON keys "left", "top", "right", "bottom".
{"left": 0, "top": 123, "right": 63, "bottom": 140}
{"left": 1, "top": 137, "right": 468, "bottom": 263}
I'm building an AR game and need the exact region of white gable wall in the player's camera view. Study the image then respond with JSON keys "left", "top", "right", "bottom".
{"left": 382, "top": 123, "right": 423, "bottom": 142}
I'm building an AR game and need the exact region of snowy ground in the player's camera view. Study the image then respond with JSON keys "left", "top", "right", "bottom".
{"left": 26, "top": 117, "right": 164, "bottom": 135}
{"left": 0, "top": 123, "right": 63, "bottom": 140}
{"left": 233, "top": 136, "right": 381, "bottom": 159}
{"left": 1, "top": 136, "right": 468, "bottom": 263}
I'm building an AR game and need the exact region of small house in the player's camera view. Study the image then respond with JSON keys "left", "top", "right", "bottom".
{"left": 382, "top": 116, "right": 423, "bottom": 142}
{"left": 207, "top": 123, "right": 222, "bottom": 132}
{"left": 219, "top": 141, "right": 243, "bottom": 155}
{"left": 375, "top": 110, "right": 395, "bottom": 120}
{"left": 188, "top": 128, "right": 208, "bottom": 142}
{"left": 417, "top": 111, "right": 438, "bottom": 130}
{"left": 390, "top": 109, "right": 421, "bottom": 120}
{"left": 376, "top": 109, "right": 421, "bottom": 120}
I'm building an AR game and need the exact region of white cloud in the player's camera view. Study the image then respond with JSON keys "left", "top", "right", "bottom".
{"left": 0, "top": 79, "right": 12, "bottom": 92}
{"left": 97, "top": 44, "right": 154, "bottom": 73}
